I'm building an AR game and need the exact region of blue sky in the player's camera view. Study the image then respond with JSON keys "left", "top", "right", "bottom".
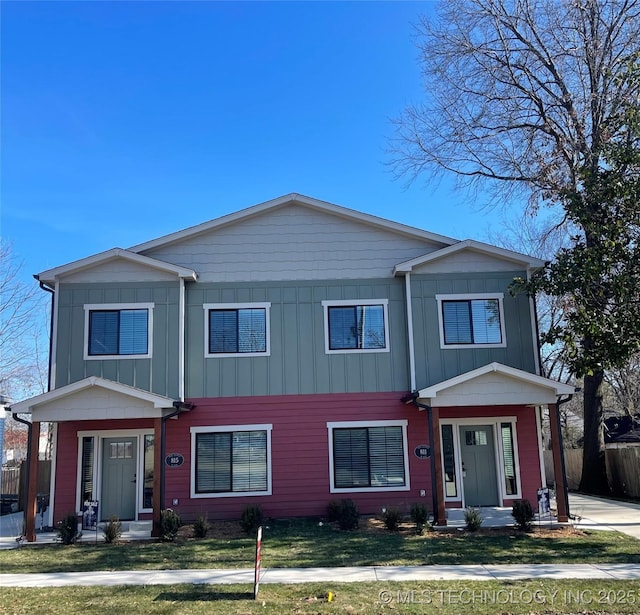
{"left": 2, "top": 1, "right": 510, "bottom": 283}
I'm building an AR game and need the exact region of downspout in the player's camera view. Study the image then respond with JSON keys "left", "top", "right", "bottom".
{"left": 403, "top": 273, "right": 417, "bottom": 391}
{"left": 35, "top": 278, "right": 56, "bottom": 392}
{"left": 555, "top": 394, "right": 574, "bottom": 520}
{"left": 36, "top": 279, "right": 57, "bottom": 527}
{"left": 402, "top": 393, "right": 440, "bottom": 525}
{"left": 160, "top": 401, "right": 194, "bottom": 509}
{"left": 178, "top": 278, "right": 185, "bottom": 402}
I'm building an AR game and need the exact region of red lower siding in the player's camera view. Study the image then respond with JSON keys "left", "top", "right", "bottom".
{"left": 166, "top": 393, "right": 433, "bottom": 521}
{"left": 52, "top": 396, "right": 543, "bottom": 524}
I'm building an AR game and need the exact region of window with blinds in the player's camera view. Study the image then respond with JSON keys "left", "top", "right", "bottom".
{"left": 322, "top": 300, "right": 390, "bottom": 353}
{"left": 204, "top": 303, "right": 271, "bottom": 357}
{"left": 439, "top": 297, "right": 504, "bottom": 346}
{"left": 209, "top": 309, "right": 266, "bottom": 354}
{"left": 80, "top": 437, "right": 94, "bottom": 503}
{"left": 195, "top": 430, "right": 268, "bottom": 494}
{"left": 501, "top": 422, "right": 518, "bottom": 495}
{"left": 332, "top": 426, "right": 405, "bottom": 489}
{"left": 88, "top": 308, "right": 149, "bottom": 356}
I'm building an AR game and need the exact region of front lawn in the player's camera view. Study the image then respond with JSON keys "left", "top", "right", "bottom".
{"left": 3, "top": 580, "right": 640, "bottom": 615}
{"left": 0, "top": 516, "right": 638, "bottom": 573}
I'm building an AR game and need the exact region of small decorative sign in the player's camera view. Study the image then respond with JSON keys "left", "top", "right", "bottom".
{"left": 82, "top": 500, "right": 99, "bottom": 531}
{"left": 414, "top": 445, "right": 431, "bottom": 459}
{"left": 537, "top": 487, "right": 551, "bottom": 516}
{"left": 165, "top": 453, "right": 184, "bottom": 468}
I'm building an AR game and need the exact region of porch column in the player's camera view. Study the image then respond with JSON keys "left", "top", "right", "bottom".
{"left": 548, "top": 403, "right": 569, "bottom": 522}
{"left": 430, "top": 407, "right": 447, "bottom": 526}
{"left": 25, "top": 421, "right": 40, "bottom": 542}
{"left": 152, "top": 417, "right": 162, "bottom": 538}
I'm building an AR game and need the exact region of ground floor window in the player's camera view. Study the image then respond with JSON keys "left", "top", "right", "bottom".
{"left": 190, "top": 424, "right": 272, "bottom": 498}
{"left": 501, "top": 422, "right": 518, "bottom": 495}
{"left": 143, "top": 434, "right": 154, "bottom": 509}
{"left": 441, "top": 425, "right": 457, "bottom": 497}
{"left": 327, "top": 420, "right": 410, "bottom": 493}
{"left": 80, "top": 436, "right": 94, "bottom": 504}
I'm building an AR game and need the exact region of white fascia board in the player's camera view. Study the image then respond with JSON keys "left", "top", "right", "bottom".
{"left": 418, "top": 362, "right": 577, "bottom": 400}
{"left": 393, "top": 239, "right": 546, "bottom": 275}
{"left": 128, "top": 193, "right": 458, "bottom": 254}
{"left": 10, "top": 376, "right": 176, "bottom": 413}
{"left": 37, "top": 248, "right": 197, "bottom": 285}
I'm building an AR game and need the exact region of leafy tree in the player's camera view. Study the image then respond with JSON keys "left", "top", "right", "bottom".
{"left": 391, "top": 0, "right": 640, "bottom": 494}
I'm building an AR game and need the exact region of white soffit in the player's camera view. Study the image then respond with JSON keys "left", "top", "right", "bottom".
{"left": 37, "top": 248, "right": 197, "bottom": 286}
{"left": 10, "top": 377, "right": 178, "bottom": 422}
{"left": 417, "top": 362, "right": 577, "bottom": 407}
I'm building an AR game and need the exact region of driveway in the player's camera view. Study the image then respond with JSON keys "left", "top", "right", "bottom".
{"left": 569, "top": 493, "right": 640, "bottom": 539}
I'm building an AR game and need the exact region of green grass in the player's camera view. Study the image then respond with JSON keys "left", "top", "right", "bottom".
{"left": 2, "top": 580, "right": 640, "bottom": 614}
{"left": 0, "top": 517, "right": 638, "bottom": 573}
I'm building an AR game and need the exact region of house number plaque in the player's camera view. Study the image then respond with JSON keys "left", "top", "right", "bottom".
{"left": 414, "top": 445, "right": 431, "bottom": 459}
{"left": 165, "top": 453, "right": 184, "bottom": 467}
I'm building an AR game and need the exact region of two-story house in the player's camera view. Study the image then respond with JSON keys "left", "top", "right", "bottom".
{"left": 12, "top": 194, "right": 574, "bottom": 540}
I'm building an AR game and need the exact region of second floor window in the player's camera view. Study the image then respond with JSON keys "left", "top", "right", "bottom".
{"left": 322, "top": 299, "right": 390, "bottom": 353}
{"left": 436, "top": 294, "right": 506, "bottom": 348}
{"left": 204, "top": 303, "right": 271, "bottom": 357}
{"left": 85, "top": 304, "right": 153, "bottom": 359}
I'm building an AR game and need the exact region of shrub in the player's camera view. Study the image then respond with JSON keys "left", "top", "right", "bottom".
{"left": 410, "top": 502, "right": 431, "bottom": 534}
{"left": 327, "top": 499, "right": 342, "bottom": 523}
{"left": 381, "top": 506, "right": 403, "bottom": 531}
{"left": 193, "top": 514, "right": 211, "bottom": 538}
{"left": 240, "top": 504, "right": 264, "bottom": 534}
{"left": 160, "top": 508, "right": 182, "bottom": 542}
{"left": 337, "top": 498, "right": 359, "bottom": 531}
{"left": 512, "top": 499, "right": 535, "bottom": 530}
{"left": 57, "top": 513, "right": 79, "bottom": 545}
{"left": 464, "top": 507, "right": 483, "bottom": 532}
{"left": 103, "top": 516, "right": 122, "bottom": 544}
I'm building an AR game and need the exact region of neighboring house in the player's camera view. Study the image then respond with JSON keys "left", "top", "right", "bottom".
{"left": 604, "top": 415, "right": 640, "bottom": 449}
{"left": 11, "top": 194, "right": 574, "bottom": 539}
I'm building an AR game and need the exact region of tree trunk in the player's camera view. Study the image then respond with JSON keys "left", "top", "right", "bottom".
{"left": 579, "top": 369, "right": 610, "bottom": 495}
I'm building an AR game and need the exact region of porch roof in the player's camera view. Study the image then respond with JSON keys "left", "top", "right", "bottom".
{"left": 417, "top": 362, "right": 577, "bottom": 407}
{"left": 10, "top": 377, "right": 179, "bottom": 422}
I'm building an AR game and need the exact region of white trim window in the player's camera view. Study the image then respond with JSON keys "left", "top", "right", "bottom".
{"left": 84, "top": 303, "right": 154, "bottom": 360}
{"left": 190, "top": 424, "right": 272, "bottom": 498}
{"left": 204, "top": 303, "right": 271, "bottom": 358}
{"left": 327, "top": 420, "right": 410, "bottom": 493}
{"left": 436, "top": 294, "right": 506, "bottom": 349}
{"left": 322, "top": 299, "right": 390, "bottom": 354}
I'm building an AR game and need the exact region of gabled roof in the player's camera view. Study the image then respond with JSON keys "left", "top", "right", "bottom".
{"left": 10, "top": 377, "right": 181, "bottom": 422}
{"left": 393, "top": 239, "right": 545, "bottom": 275}
{"left": 128, "top": 193, "right": 458, "bottom": 254}
{"left": 417, "top": 362, "right": 577, "bottom": 407}
{"left": 37, "top": 248, "right": 198, "bottom": 286}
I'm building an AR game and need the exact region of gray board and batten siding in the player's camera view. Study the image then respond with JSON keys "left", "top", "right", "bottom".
{"left": 410, "top": 271, "right": 538, "bottom": 390}
{"left": 139, "top": 204, "right": 448, "bottom": 282}
{"left": 53, "top": 274, "right": 537, "bottom": 400}
{"left": 54, "top": 282, "right": 181, "bottom": 399}
{"left": 186, "top": 278, "right": 409, "bottom": 398}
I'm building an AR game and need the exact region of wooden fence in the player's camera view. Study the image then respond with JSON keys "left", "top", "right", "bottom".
{"left": 544, "top": 448, "right": 640, "bottom": 498}
{"left": 1, "top": 461, "right": 51, "bottom": 510}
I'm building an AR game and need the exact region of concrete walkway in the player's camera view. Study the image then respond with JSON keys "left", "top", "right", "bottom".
{"left": 0, "top": 563, "right": 639, "bottom": 587}
{"left": 569, "top": 493, "right": 640, "bottom": 539}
